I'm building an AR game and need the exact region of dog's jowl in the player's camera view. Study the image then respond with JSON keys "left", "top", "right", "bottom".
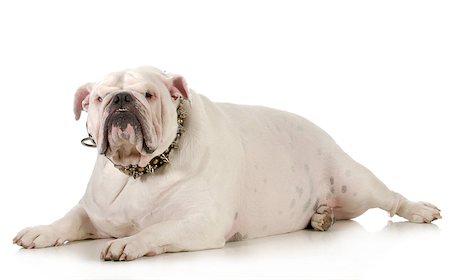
{"left": 13, "top": 66, "right": 441, "bottom": 261}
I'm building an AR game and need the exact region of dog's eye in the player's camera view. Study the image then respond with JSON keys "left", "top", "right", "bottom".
{"left": 145, "top": 91, "right": 153, "bottom": 98}
{"left": 97, "top": 96, "right": 103, "bottom": 102}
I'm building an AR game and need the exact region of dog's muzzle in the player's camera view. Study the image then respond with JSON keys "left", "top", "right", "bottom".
{"left": 108, "top": 92, "right": 141, "bottom": 130}
{"left": 98, "top": 91, "right": 151, "bottom": 155}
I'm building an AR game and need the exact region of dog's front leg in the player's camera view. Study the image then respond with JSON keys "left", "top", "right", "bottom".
{"left": 13, "top": 204, "right": 100, "bottom": 248}
{"left": 101, "top": 213, "right": 227, "bottom": 261}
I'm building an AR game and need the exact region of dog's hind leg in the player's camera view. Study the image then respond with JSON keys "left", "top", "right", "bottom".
{"left": 327, "top": 152, "right": 441, "bottom": 223}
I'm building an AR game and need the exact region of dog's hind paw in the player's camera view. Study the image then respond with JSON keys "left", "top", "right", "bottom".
{"left": 397, "top": 201, "right": 442, "bottom": 223}
{"left": 311, "top": 205, "right": 335, "bottom": 231}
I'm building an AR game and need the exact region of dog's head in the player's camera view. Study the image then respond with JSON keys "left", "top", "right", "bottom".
{"left": 73, "top": 66, "right": 190, "bottom": 167}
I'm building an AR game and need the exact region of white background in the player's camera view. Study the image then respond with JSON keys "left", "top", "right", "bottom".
{"left": 0, "top": 0, "right": 449, "bottom": 279}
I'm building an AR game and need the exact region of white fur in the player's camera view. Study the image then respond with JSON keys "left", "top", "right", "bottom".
{"left": 14, "top": 67, "right": 441, "bottom": 261}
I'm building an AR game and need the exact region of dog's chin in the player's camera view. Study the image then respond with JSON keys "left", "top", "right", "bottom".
{"left": 106, "top": 148, "right": 154, "bottom": 167}
{"left": 101, "top": 114, "right": 156, "bottom": 167}
{"left": 105, "top": 136, "right": 156, "bottom": 167}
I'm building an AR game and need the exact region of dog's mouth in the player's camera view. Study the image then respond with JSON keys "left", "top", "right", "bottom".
{"left": 99, "top": 107, "right": 155, "bottom": 165}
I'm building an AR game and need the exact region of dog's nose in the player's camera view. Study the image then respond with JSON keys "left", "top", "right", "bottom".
{"left": 113, "top": 92, "right": 133, "bottom": 106}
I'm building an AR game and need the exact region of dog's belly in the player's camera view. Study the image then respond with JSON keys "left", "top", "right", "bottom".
{"left": 218, "top": 104, "right": 339, "bottom": 239}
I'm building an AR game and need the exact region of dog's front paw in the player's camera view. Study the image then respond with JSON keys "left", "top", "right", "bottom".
{"left": 398, "top": 201, "right": 442, "bottom": 223}
{"left": 13, "top": 225, "right": 65, "bottom": 249}
{"left": 101, "top": 236, "right": 162, "bottom": 261}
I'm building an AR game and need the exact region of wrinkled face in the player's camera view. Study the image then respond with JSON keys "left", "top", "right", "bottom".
{"left": 74, "top": 67, "right": 189, "bottom": 167}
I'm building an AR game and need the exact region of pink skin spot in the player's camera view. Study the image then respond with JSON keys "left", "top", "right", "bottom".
{"left": 110, "top": 124, "right": 138, "bottom": 145}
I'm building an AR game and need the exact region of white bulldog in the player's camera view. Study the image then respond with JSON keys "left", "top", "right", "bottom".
{"left": 14, "top": 66, "right": 441, "bottom": 261}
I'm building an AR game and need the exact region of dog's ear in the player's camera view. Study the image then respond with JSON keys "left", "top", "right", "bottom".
{"left": 73, "top": 83, "right": 93, "bottom": 120}
{"left": 166, "top": 75, "right": 190, "bottom": 101}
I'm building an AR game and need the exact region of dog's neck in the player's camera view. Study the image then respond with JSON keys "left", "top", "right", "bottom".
{"left": 112, "top": 98, "right": 187, "bottom": 179}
